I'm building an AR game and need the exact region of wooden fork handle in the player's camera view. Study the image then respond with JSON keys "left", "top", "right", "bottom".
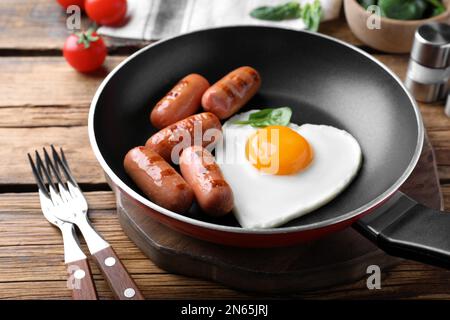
{"left": 66, "top": 258, "right": 98, "bottom": 300}
{"left": 92, "top": 246, "right": 144, "bottom": 300}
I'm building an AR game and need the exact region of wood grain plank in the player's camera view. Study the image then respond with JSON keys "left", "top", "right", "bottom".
{"left": 439, "top": 166, "right": 450, "bottom": 182}
{"left": 0, "top": 126, "right": 105, "bottom": 185}
{"left": 0, "top": 57, "right": 125, "bottom": 108}
{"left": 294, "top": 261, "right": 450, "bottom": 300}
{"left": 444, "top": 185, "right": 450, "bottom": 208}
{"left": 0, "top": 280, "right": 248, "bottom": 300}
{"left": 418, "top": 104, "right": 450, "bottom": 132}
{"left": 0, "top": 0, "right": 68, "bottom": 50}
{"left": 0, "top": 190, "right": 115, "bottom": 211}
{"left": 3, "top": 269, "right": 450, "bottom": 300}
{"left": 373, "top": 54, "right": 409, "bottom": 79}
{"left": 0, "top": 0, "right": 147, "bottom": 51}
{"left": 1, "top": 191, "right": 450, "bottom": 299}
{"left": 0, "top": 106, "right": 88, "bottom": 127}
{"left": 319, "top": 16, "right": 363, "bottom": 46}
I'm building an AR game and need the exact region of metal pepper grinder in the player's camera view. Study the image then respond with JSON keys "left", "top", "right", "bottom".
{"left": 405, "top": 22, "right": 450, "bottom": 117}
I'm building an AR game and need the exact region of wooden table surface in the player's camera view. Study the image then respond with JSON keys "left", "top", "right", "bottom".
{"left": 1, "top": 0, "right": 450, "bottom": 300}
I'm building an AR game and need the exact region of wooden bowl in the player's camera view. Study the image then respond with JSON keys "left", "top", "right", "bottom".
{"left": 344, "top": 0, "right": 450, "bottom": 53}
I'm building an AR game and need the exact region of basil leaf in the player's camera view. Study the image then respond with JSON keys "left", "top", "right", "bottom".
{"left": 233, "top": 107, "right": 293, "bottom": 128}
{"left": 249, "top": 120, "right": 273, "bottom": 128}
{"left": 270, "top": 107, "right": 292, "bottom": 126}
{"left": 364, "top": 0, "right": 445, "bottom": 20}
{"left": 250, "top": 2, "right": 302, "bottom": 21}
{"left": 432, "top": 5, "right": 446, "bottom": 15}
{"left": 426, "top": 0, "right": 446, "bottom": 16}
{"left": 426, "top": 0, "right": 445, "bottom": 8}
{"left": 302, "top": 0, "right": 323, "bottom": 32}
{"left": 250, "top": 1, "right": 323, "bottom": 32}
{"left": 378, "top": 0, "right": 428, "bottom": 20}
{"left": 249, "top": 108, "right": 274, "bottom": 120}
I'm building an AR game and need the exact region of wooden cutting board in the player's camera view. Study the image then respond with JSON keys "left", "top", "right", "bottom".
{"left": 117, "top": 134, "right": 443, "bottom": 293}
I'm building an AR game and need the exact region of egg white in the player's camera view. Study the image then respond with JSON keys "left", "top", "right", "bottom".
{"left": 215, "top": 110, "right": 362, "bottom": 229}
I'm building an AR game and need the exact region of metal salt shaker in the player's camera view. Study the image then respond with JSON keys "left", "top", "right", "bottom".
{"left": 405, "top": 23, "right": 450, "bottom": 117}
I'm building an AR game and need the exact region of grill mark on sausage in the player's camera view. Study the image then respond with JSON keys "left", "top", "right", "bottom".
{"left": 233, "top": 76, "right": 249, "bottom": 90}
{"left": 148, "top": 156, "right": 163, "bottom": 163}
{"left": 160, "top": 168, "right": 176, "bottom": 177}
{"left": 167, "top": 91, "right": 180, "bottom": 98}
{"left": 204, "top": 164, "right": 216, "bottom": 171}
{"left": 245, "top": 68, "right": 260, "bottom": 82}
{"left": 199, "top": 113, "right": 211, "bottom": 120}
{"left": 175, "top": 183, "right": 189, "bottom": 190}
{"left": 219, "top": 83, "right": 236, "bottom": 99}
{"left": 146, "top": 113, "right": 221, "bottom": 162}
{"left": 210, "top": 179, "right": 228, "bottom": 187}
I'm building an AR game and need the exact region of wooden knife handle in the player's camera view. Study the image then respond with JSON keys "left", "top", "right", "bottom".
{"left": 67, "top": 258, "right": 98, "bottom": 300}
{"left": 92, "top": 246, "right": 144, "bottom": 300}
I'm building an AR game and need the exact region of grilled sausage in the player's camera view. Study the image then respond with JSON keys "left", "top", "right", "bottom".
{"left": 145, "top": 112, "right": 222, "bottom": 163}
{"left": 151, "top": 74, "right": 210, "bottom": 129}
{"left": 201, "top": 66, "right": 261, "bottom": 119}
{"left": 180, "top": 146, "right": 233, "bottom": 216}
{"left": 124, "top": 146, "right": 194, "bottom": 213}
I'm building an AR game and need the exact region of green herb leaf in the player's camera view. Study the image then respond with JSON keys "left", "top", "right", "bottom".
{"left": 75, "top": 27, "right": 100, "bottom": 49}
{"left": 361, "top": 0, "right": 445, "bottom": 20}
{"left": 249, "top": 108, "right": 275, "bottom": 120}
{"left": 426, "top": 0, "right": 446, "bottom": 15}
{"left": 250, "top": 2, "right": 302, "bottom": 21}
{"left": 234, "top": 107, "right": 293, "bottom": 128}
{"left": 426, "top": 0, "right": 445, "bottom": 9}
{"left": 301, "top": 0, "right": 323, "bottom": 32}
{"left": 432, "top": 5, "right": 446, "bottom": 15}
{"left": 378, "top": 0, "right": 428, "bottom": 20}
{"left": 249, "top": 1, "right": 323, "bottom": 32}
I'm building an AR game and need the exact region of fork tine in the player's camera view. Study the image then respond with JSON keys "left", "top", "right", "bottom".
{"left": 43, "top": 147, "right": 67, "bottom": 190}
{"left": 51, "top": 145, "right": 78, "bottom": 187}
{"left": 35, "top": 150, "right": 58, "bottom": 192}
{"left": 58, "top": 146, "right": 68, "bottom": 168}
{"left": 28, "top": 153, "right": 50, "bottom": 198}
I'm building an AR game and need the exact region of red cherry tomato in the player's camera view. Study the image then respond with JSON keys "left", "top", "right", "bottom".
{"left": 85, "top": 0, "right": 127, "bottom": 26}
{"left": 57, "top": 0, "right": 85, "bottom": 10}
{"left": 63, "top": 31, "right": 107, "bottom": 73}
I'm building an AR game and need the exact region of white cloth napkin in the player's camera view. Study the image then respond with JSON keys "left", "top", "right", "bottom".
{"left": 98, "top": 0, "right": 343, "bottom": 41}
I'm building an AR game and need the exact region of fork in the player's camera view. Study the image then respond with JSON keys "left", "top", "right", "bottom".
{"left": 28, "top": 152, "right": 98, "bottom": 300}
{"left": 39, "top": 146, "right": 144, "bottom": 300}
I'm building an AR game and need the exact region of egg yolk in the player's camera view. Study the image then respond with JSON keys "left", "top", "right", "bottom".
{"left": 245, "top": 125, "right": 313, "bottom": 175}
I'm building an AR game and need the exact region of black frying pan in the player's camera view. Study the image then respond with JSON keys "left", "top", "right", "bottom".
{"left": 89, "top": 26, "right": 450, "bottom": 269}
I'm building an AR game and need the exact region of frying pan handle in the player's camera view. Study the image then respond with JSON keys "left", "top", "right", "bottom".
{"left": 354, "top": 191, "right": 450, "bottom": 269}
